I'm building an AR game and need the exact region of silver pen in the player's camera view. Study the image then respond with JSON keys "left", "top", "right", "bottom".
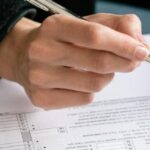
{"left": 25, "top": 0, "right": 150, "bottom": 63}
{"left": 25, "top": 0, "right": 81, "bottom": 18}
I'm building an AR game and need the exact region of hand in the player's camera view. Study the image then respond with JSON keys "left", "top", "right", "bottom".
{"left": 0, "top": 14, "right": 148, "bottom": 109}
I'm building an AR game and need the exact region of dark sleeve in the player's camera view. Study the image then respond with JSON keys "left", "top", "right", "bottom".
{"left": 0, "top": 0, "right": 95, "bottom": 41}
{"left": 0, "top": 0, "right": 37, "bottom": 41}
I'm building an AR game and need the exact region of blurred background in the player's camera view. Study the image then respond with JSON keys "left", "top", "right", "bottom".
{"left": 54, "top": 0, "right": 150, "bottom": 34}
{"left": 95, "top": 0, "right": 150, "bottom": 34}
{"left": 36, "top": 0, "right": 150, "bottom": 34}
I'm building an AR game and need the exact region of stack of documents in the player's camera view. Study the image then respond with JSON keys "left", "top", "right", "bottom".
{"left": 0, "top": 35, "right": 150, "bottom": 150}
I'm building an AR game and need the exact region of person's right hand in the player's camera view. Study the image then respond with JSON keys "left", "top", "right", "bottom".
{"left": 0, "top": 14, "right": 148, "bottom": 109}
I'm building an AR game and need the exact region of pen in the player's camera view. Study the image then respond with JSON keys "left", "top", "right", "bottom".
{"left": 25, "top": 0, "right": 150, "bottom": 63}
{"left": 25, "top": 0, "right": 81, "bottom": 18}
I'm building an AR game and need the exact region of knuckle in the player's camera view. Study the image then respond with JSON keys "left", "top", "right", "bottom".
{"left": 42, "top": 15, "right": 57, "bottom": 29}
{"left": 31, "top": 90, "right": 51, "bottom": 109}
{"left": 41, "top": 15, "right": 62, "bottom": 34}
{"left": 85, "top": 24, "right": 102, "bottom": 45}
{"left": 32, "top": 99, "right": 45, "bottom": 109}
{"left": 87, "top": 74, "right": 104, "bottom": 92}
{"left": 42, "top": 14, "right": 66, "bottom": 32}
{"left": 86, "top": 73, "right": 114, "bottom": 93}
{"left": 123, "top": 14, "right": 141, "bottom": 23}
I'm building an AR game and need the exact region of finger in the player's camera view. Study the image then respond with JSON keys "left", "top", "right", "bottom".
{"left": 29, "top": 66, "right": 114, "bottom": 93}
{"left": 85, "top": 13, "right": 150, "bottom": 51}
{"left": 116, "top": 14, "right": 142, "bottom": 38}
{"left": 44, "top": 15, "right": 149, "bottom": 61}
{"left": 85, "top": 14, "right": 149, "bottom": 48}
{"left": 112, "top": 14, "right": 150, "bottom": 50}
{"left": 31, "top": 88, "right": 94, "bottom": 109}
{"left": 54, "top": 43, "right": 141, "bottom": 73}
{"left": 85, "top": 13, "right": 142, "bottom": 37}
{"left": 30, "top": 42, "right": 140, "bottom": 74}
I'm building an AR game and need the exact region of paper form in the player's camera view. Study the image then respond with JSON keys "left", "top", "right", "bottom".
{"left": 0, "top": 35, "right": 150, "bottom": 150}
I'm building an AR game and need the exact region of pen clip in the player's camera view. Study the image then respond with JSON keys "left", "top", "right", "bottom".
{"left": 25, "top": 0, "right": 49, "bottom": 12}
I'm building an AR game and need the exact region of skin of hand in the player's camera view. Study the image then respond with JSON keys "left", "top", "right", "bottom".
{"left": 0, "top": 13, "right": 149, "bottom": 110}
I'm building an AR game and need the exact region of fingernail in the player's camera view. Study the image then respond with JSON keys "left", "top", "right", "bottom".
{"left": 134, "top": 46, "right": 149, "bottom": 61}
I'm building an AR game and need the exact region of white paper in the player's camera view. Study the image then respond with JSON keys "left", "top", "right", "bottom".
{"left": 0, "top": 35, "right": 150, "bottom": 150}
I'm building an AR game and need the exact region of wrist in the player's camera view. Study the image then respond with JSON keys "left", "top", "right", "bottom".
{"left": 0, "top": 18, "right": 40, "bottom": 81}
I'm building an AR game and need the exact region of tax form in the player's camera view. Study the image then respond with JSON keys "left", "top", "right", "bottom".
{"left": 0, "top": 35, "right": 150, "bottom": 150}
